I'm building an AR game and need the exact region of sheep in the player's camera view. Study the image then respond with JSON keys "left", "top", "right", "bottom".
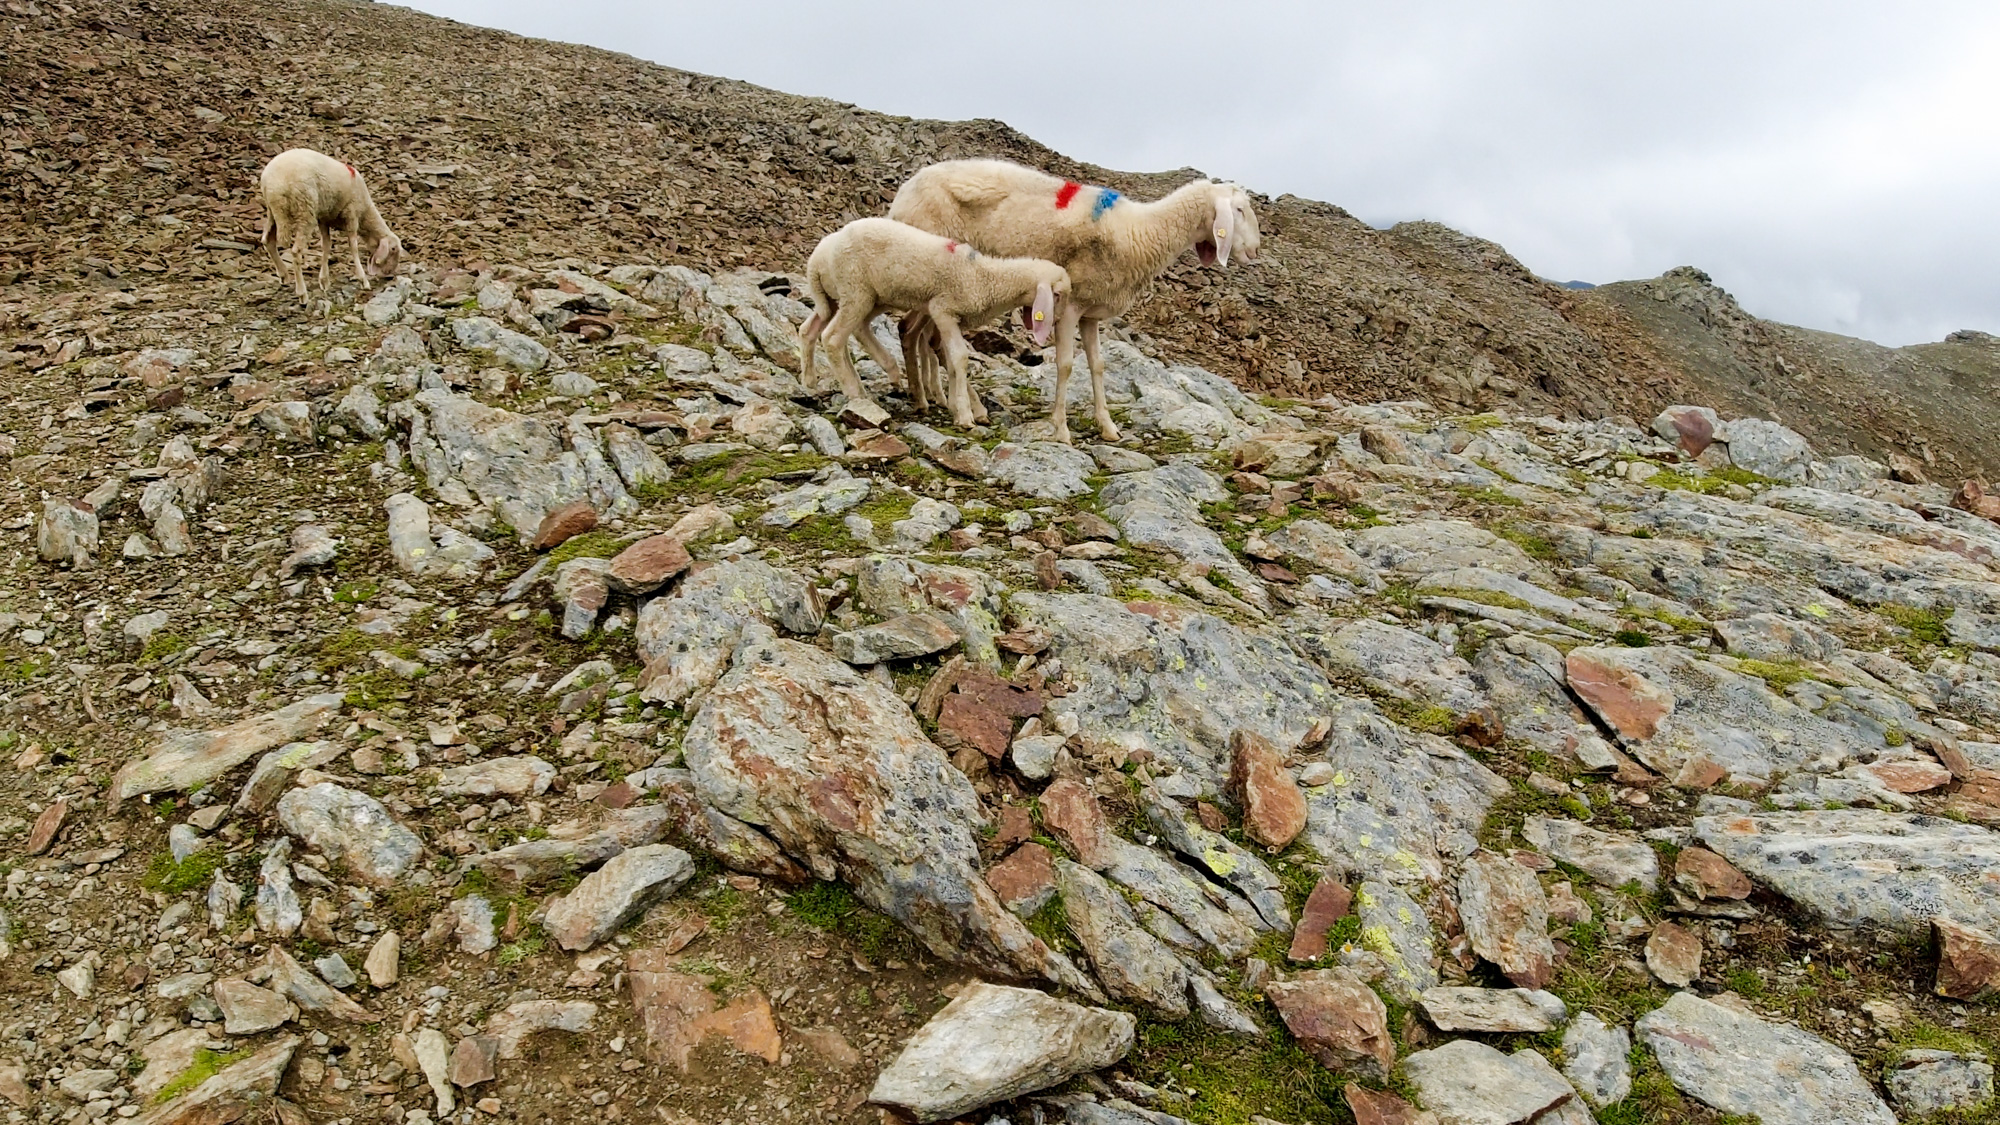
{"left": 889, "top": 158, "right": 1261, "bottom": 443}
{"left": 257, "top": 148, "right": 403, "bottom": 305}
{"left": 798, "top": 217, "right": 1068, "bottom": 427}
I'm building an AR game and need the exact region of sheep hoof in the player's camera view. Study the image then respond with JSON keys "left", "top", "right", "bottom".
{"left": 1097, "top": 422, "right": 1123, "bottom": 442}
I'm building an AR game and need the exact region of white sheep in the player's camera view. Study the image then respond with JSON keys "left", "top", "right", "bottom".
{"left": 889, "top": 158, "right": 1261, "bottom": 443}
{"left": 798, "top": 217, "right": 1068, "bottom": 427}
{"left": 257, "top": 148, "right": 403, "bottom": 304}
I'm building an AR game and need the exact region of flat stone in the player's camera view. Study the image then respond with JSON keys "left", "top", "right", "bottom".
{"left": 830, "top": 612, "right": 961, "bottom": 664}
{"left": 276, "top": 782, "right": 423, "bottom": 886}
{"left": 1644, "top": 920, "right": 1702, "bottom": 987}
{"left": 1041, "top": 778, "right": 1114, "bottom": 868}
{"left": 1288, "top": 876, "right": 1353, "bottom": 962}
{"left": 1419, "top": 986, "right": 1567, "bottom": 1033}
{"left": 1402, "top": 1040, "right": 1573, "bottom": 1125}
{"left": 1458, "top": 850, "right": 1555, "bottom": 989}
{"left": 1562, "top": 1011, "right": 1632, "bottom": 1107}
{"left": 450, "top": 1036, "right": 499, "bottom": 1088}
{"left": 313, "top": 953, "right": 357, "bottom": 990}
{"left": 25, "top": 798, "right": 67, "bottom": 855}
{"left": 987, "top": 843, "right": 1057, "bottom": 917}
{"left": 606, "top": 534, "right": 692, "bottom": 596}
{"left": 1346, "top": 1085, "right": 1437, "bottom": 1125}
{"left": 1231, "top": 730, "right": 1306, "bottom": 849}
{"left": 1672, "top": 846, "right": 1752, "bottom": 901}
{"left": 1139, "top": 788, "right": 1289, "bottom": 930}
{"left": 636, "top": 559, "right": 823, "bottom": 705}
{"left": 867, "top": 982, "right": 1136, "bottom": 1123}
{"left": 1264, "top": 969, "right": 1394, "bottom": 1080}
{"left": 1353, "top": 879, "right": 1441, "bottom": 1002}
{"left": 134, "top": 1035, "right": 298, "bottom": 1125}
{"left": 1522, "top": 816, "right": 1659, "bottom": 889}
{"left": 415, "top": 1027, "right": 454, "bottom": 1116}
{"left": 131, "top": 1028, "right": 222, "bottom": 1101}
{"left": 936, "top": 668, "right": 1045, "bottom": 760}
{"left": 213, "top": 980, "right": 296, "bottom": 1035}
{"left": 485, "top": 1000, "right": 597, "bottom": 1059}
{"left": 986, "top": 442, "right": 1097, "bottom": 501}
{"left": 1566, "top": 647, "right": 1674, "bottom": 741}
{"left": 533, "top": 499, "right": 599, "bottom": 549}
{"left": 1056, "top": 859, "right": 1190, "bottom": 1018}
{"left": 436, "top": 755, "right": 555, "bottom": 798}
{"left": 1692, "top": 809, "right": 2000, "bottom": 933}
{"left": 545, "top": 844, "right": 696, "bottom": 951}
{"left": 110, "top": 692, "right": 344, "bottom": 805}
{"left": 1653, "top": 405, "right": 1719, "bottom": 455}
{"left": 1886, "top": 1049, "right": 1994, "bottom": 1116}
{"left": 1935, "top": 918, "right": 2000, "bottom": 1001}
{"left": 1635, "top": 991, "right": 1893, "bottom": 1125}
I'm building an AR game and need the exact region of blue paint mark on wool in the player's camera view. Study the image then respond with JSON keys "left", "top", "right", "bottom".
{"left": 1090, "top": 189, "right": 1120, "bottom": 221}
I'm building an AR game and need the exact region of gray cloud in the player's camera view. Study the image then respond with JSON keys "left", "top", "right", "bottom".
{"left": 403, "top": 0, "right": 2000, "bottom": 345}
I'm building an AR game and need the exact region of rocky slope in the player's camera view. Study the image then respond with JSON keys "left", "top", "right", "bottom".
{"left": 4, "top": 0, "right": 1997, "bottom": 483}
{"left": 4, "top": 3, "right": 2000, "bottom": 1125}
{"left": 3, "top": 232, "right": 1999, "bottom": 1124}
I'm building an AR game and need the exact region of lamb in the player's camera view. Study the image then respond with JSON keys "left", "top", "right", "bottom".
{"left": 257, "top": 148, "right": 403, "bottom": 304}
{"left": 798, "top": 217, "right": 1068, "bottom": 427}
{"left": 889, "top": 158, "right": 1261, "bottom": 443}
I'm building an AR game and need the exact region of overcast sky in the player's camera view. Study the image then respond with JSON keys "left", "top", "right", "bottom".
{"left": 402, "top": 1, "right": 1999, "bottom": 347}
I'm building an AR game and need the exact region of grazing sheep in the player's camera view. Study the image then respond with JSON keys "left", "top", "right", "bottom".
{"left": 799, "top": 217, "right": 1068, "bottom": 427}
{"left": 258, "top": 148, "right": 403, "bottom": 304}
{"left": 890, "top": 158, "right": 1261, "bottom": 443}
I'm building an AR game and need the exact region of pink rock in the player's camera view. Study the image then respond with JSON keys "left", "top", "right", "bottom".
{"left": 1265, "top": 969, "right": 1395, "bottom": 1079}
{"left": 1565, "top": 648, "right": 1674, "bottom": 741}
{"left": 1645, "top": 920, "right": 1702, "bottom": 987}
{"left": 1040, "top": 778, "right": 1113, "bottom": 869}
{"left": 1673, "top": 847, "right": 1752, "bottom": 901}
{"left": 532, "top": 500, "right": 598, "bottom": 550}
{"left": 1288, "top": 877, "right": 1354, "bottom": 962}
{"left": 606, "top": 534, "right": 692, "bottom": 596}
{"left": 986, "top": 843, "right": 1057, "bottom": 917}
{"left": 1230, "top": 730, "right": 1306, "bottom": 850}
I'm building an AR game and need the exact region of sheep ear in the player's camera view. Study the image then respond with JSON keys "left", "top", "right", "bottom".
{"left": 1210, "top": 191, "right": 1237, "bottom": 268}
{"left": 1027, "top": 282, "right": 1056, "bottom": 346}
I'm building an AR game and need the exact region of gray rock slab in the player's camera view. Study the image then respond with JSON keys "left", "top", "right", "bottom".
{"left": 1522, "top": 816, "right": 1660, "bottom": 889}
{"left": 276, "top": 782, "right": 422, "bottom": 887}
{"left": 1419, "top": 986, "right": 1567, "bottom": 1032}
{"left": 1692, "top": 808, "right": 2000, "bottom": 933}
{"left": 867, "top": 982, "right": 1135, "bottom": 1123}
{"left": 1055, "top": 859, "right": 1189, "bottom": 1018}
{"left": 544, "top": 844, "right": 696, "bottom": 951}
{"left": 1886, "top": 1049, "right": 1994, "bottom": 1116}
{"left": 1561, "top": 1011, "right": 1632, "bottom": 1107}
{"left": 1635, "top": 991, "right": 1893, "bottom": 1125}
{"left": 1403, "top": 1040, "right": 1573, "bottom": 1125}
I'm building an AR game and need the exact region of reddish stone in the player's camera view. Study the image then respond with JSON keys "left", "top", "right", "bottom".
{"left": 593, "top": 780, "right": 638, "bottom": 809}
{"left": 1256, "top": 562, "right": 1300, "bottom": 584}
{"left": 1287, "top": 876, "right": 1354, "bottom": 962}
{"left": 837, "top": 400, "right": 891, "bottom": 430}
{"left": 1194, "top": 801, "right": 1227, "bottom": 833}
{"left": 1673, "top": 847, "right": 1752, "bottom": 901}
{"left": 1947, "top": 770, "right": 2000, "bottom": 823}
{"left": 606, "top": 534, "right": 692, "bottom": 596}
{"left": 985, "top": 843, "right": 1057, "bottom": 916}
{"left": 845, "top": 431, "right": 910, "bottom": 460}
{"left": 1456, "top": 707, "right": 1505, "bottom": 748}
{"left": 936, "top": 669, "right": 1044, "bottom": 761}
{"left": 628, "top": 949, "right": 781, "bottom": 1069}
{"left": 1658, "top": 405, "right": 1717, "bottom": 456}
{"left": 1672, "top": 755, "right": 1728, "bottom": 790}
{"left": 1265, "top": 969, "right": 1395, "bottom": 1079}
{"left": 1035, "top": 551, "right": 1061, "bottom": 591}
{"left": 533, "top": 500, "right": 599, "bottom": 550}
{"left": 1345, "top": 1084, "right": 1428, "bottom": 1125}
{"left": 1865, "top": 759, "right": 1953, "bottom": 793}
{"left": 995, "top": 628, "right": 1050, "bottom": 655}
{"left": 1935, "top": 918, "right": 2000, "bottom": 1001}
{"left": 449, "top": 1036, "right": 499, "bottom": 1088}
{"left": 1547, "top": 880, "right": 1594, "bottom": 926}
{"left": 946, "top": 528, "right": 981, "bottom": 551}
{"left": 1918, "top": 732, "right": 1973, "bottom": 779}
{"left": 1039, "top": 778, "right": 1112, "bottom": 867}
{"left": 931, "top": 446, "right": 989, "bottom": 479}
{"left": 26, "top": 798, "right": 68, "bottom": 856}
{"left": 1952, "top": 478, "right": 2000, "bottom": 521}
{"left": 1566, "top": 649, "right": 1674, "bottom": 741}
{"left": 661, "top": 914, "right": 708, "bottom": 956}
{"left": 990, "top": 805, "right": 1035, "bottom": 851}
{"left": 1645, "top": 920, "right": 1702, "bottom": 987}
{"left": 1229, "top": 730, "right": 1306, "bottom": 850}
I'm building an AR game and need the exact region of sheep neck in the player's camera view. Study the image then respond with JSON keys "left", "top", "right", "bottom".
{"left": 1070, "top": 179, "right": 1214, "bottom": 313}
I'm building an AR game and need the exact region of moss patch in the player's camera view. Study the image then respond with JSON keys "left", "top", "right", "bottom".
{"left": 152, "top": 1048, "right": 251, "bottom": 1104}
{"left": 1129, "top": 1019, "right": 1348, "bottom": 1125}
{"left": 142, "top": 848, "right": 223, "bottom": 895}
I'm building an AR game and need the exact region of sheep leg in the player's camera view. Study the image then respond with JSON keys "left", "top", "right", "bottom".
{"left": 821, "top": 301, "right": 876, "bottom": 406}
{"left": 347, "top": 215, "right": 369, "bottom": 290}
{"left": 853, "top": 316, "right": 919, "bottom": 412}
{"left": 928, "top": 305, "right": 978, "bottom": 429}
{"left": 898, "top": 313, "right": 932, "bottom": 413}
{"left": 1048, "top": 303, "right": 1084, "bottom": 444}
{"left": 1081, "top": 318, "right": 1120, "bottom": 441}
{"left": 289, "top": 220, "right": 312, "bottom": 304}
{"left": 316, "top": 224, "right": 332, "bottom": 296}
{"left": 798, "top": 309, "right": 828, "bottom": 394}
{"left": 902, "top": 313, "right": 947, "bottom": 414}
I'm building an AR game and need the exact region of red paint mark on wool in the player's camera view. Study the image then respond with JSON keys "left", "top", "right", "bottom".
{"left": 345, "top": 163, "right": 357, "bottom": 176}
{"left": 946, "top": 240, "right": 957, "bottom": 253}
{"left": 1054, "top": 181, "right": 1082, "bottom": 209}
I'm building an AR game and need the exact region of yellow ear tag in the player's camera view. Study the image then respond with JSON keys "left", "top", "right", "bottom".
{"left": 1215, "top": 228, "right": 1227, "bottom": 239}
{"left": 1033, "top": 312, "right": 1045, "bottom": 321}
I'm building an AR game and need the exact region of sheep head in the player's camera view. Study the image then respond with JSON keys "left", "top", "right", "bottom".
{"left": 1197, "top": 184, "right": 1262, "bottom": 268}
{"left": 370, "top": 231, "right": 403, "bottom": 277}
{"left": 1019, "top": 266, "right": 1070, "bottom": 346}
